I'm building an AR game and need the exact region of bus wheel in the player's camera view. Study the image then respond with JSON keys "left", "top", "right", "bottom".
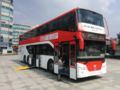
{"left": 48, "top": 60, "right": 54, "bottom": 73}
{"left": 23, "top": 56, "right": 26, "bottom": 63}
{"left": 27, "top": 55, "right": 29, "bottom": 64}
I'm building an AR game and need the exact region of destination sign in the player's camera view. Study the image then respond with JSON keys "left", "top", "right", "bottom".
{"left": 82, "top": 33, "right": 105, "bottom": 40}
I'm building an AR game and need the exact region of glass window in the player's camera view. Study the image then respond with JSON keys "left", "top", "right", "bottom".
{"left": 2, "top": 6, "right": 6, "bottom": 12}
{"left": 48, "top": 44, "right": 54, "bottom": 55}
{"left": 2, "top": 0, "right": 10, "bottom": 4}
{"left": 9, "top": 32, "right": 12, "bottom": 35}
{"left": 6, "top": 7, "right": 9, "bottom": 13}
{"left": 1, "top": 15, "right": 9, "bottom": 21}
{"left": 35, "top": 27, "right": 42, "bottom": 36}
{"left": 5, "top": 24, "right": 8, "bottom": 28}
{"left": 77, "top": 9, "right": 104, "bottom": 27}
{"left": 77, "top": 40, "right": 105, "bottom": 60}
{"left": 10, "top": 0, "right": 13, "bottom": 6}
{"left": 10, "top": 8, "right": 13, "bottom": 15}
{"left": 1, "top": 23, "right": 5, "bottom": 27}
{"left": 9, "top": 25, "right": 12, "bottom": 29}
{"left": 1, "top": 30, "right": 9, "bottom": 34}
{"left": 82, "top": 32, "right": 105, "bottom": 40}
{"left": 42, "top": 25, "right": 47, "bottom": 34}
{"left": 70, "top": 44, "right": 75, "bottom": 66}
{"left": 10, "top": 17, "right": 13, "bottom": 22}
{"left": 36, "top": 45, "right": 43, "bottom": 54}
{"left": 58, "top": 12, "right": 75, "bottom": 31}
{"left": 42, "top": 45, "right": 47, "bottom": 55}
{"left": 48, "top": 19, "right": 59, "bottom": 32}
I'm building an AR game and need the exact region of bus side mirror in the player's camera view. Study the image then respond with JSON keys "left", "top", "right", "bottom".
{"left": 79, "top": 37, "right": 84, "bottom": 49}
{"left": 108, "top": 39, "right": 116, "bottom": 50}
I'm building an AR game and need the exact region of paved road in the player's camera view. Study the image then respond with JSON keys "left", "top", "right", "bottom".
{"left": 0, "top": 55, "right": 120, "bottom": 90}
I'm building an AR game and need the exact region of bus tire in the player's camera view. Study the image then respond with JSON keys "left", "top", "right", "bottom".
{"left": 23, "top": 55, "right": 26, "bottom": 63}
{"left": 27, "top": 55, "right": 29, "bottom": 64}
{"left": 48, "top": 60, "right": 54, "bottom": 73}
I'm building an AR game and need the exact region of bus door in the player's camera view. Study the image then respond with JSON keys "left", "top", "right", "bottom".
{"left": 69, "top": 41, "right": 77, "bottom": 80}
{"left": 54, "top": 42, "right": 59, "bottom": 74}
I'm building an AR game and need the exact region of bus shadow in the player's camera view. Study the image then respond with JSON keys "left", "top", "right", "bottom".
{"left": 62, "top": 75, "right": 102, "bottom": 83}
{"left": 11, "top": 59, "right": 102, "bottom": 83}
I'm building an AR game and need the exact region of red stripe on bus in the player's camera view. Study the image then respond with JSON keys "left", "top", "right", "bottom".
{"left": 70, "top": 65, "right": 76, "bottom": 69}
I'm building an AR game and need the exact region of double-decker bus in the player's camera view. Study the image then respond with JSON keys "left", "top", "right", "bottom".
{"left": 18, "top": 8, "right": 115, "bottom": 80}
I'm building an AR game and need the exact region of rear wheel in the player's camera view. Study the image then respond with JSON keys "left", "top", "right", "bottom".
{"left": 23, "top": 56, "right": 26, "bottom": 63}
{"left": 48, "top": 60, "right": 54, "bottom": 73}
{"left": 27, "top": 55, "right": 29, "bottom": 65}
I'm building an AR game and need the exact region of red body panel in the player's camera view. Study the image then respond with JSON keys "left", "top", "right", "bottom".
{"left": 77, "top": 61, "right": 103, "bottom": 71}
{"left": 19, "top": 31, "right": 80, "bottom": 45}
{"left": 70, "top": 65, "right": 76, "bottom": 69}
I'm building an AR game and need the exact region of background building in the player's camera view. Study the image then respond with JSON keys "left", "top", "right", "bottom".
{"left": 12, "top": 24, "right": 31, "bottom": 52}
{"left": 0, "top": 0, "right": 13, "bottom": 53}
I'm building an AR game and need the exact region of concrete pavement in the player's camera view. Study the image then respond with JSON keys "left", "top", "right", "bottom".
{"left": 0, "top": 55, "right": 120, "bottom": 90}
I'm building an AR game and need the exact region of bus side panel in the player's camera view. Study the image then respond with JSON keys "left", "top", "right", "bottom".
{"left": 18, "top": 45, "right": 29, "bottom": 62}
{"left": 40, "top": 55, "right": 54, "bottom": 69}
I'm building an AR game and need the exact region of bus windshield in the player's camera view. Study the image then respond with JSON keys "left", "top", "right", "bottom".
{"left": 77, "top": 9, "right": 104, "bottom": 27}
{"left": 77, "top": 40, "right": 105, "bottom": 60}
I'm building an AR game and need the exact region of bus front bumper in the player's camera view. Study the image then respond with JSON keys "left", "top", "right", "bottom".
{"left": 77, "top": 62, "right": 107, "bottom": 78}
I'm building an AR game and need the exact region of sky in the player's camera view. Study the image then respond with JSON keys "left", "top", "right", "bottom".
{"left": 13, "top": 0, "right": 120, "bottom": 39}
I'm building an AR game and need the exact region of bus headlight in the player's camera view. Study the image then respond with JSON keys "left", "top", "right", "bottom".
{"left": 102, "top": 65, "right": 106, "bottom": 68}
{"left": 80, "top": 67, "right": 87, "bottom": 70}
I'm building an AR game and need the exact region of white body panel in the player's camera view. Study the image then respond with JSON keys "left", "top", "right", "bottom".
{"left": 36, "top": 59, "right": 39, "bottom": 67}
{"left": 29, "top": 58, "right": 32, "bottom": 65}
{"left": 18, "top": 45, "right": 29, "bottom": 61}
{"left": 79, "top": 23, "right": 105, "bottom": 34}
{"left": 18, "top": 41, "right": 54, "bottom": 61}
{"left": 54, "top": 64, "right": 58, "bottom": 74}
{"left": 39, "top": 55, "right": 53, "bottom": 69}
{"left": 70, "top": 67, "right": 76, "bottom": 80}
{"left": 77, "top": 62, "right": 106, "bottom": 78}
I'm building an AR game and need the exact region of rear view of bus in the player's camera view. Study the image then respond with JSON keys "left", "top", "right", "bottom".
{"left": 76, "top": 9, "right": 106, "bottom": 78}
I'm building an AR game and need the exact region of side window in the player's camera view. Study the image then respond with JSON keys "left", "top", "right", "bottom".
{"left": 58, "top": 12, "right": 75, "bottom": 31}
{"left": 48, "top": 19, "right": 59, "bottom": 32}
{"left": 42, "top": 45, "right": 48, "bottom": 55}
{"left": 36, "top": 28, "right": 40, "bottom": 36}
{"left": 36, "top": 45, "right": 43, "bottom": 54}
{"left": 29, "top": 30, "right": 35, "bottom": 38}
{"left": 19, "top": 36, "right": 22, "bottom": 41}
{"left": 42, "top": 25, "right": 47, "bottom": 34}
{"left": 54, "top": 46, "right": 59, "bottom": 63}
{"left": 29, "top": 46, "right": 33, "bottom": 54}
{"left": 48, "top": 44, "right": 54, "bottom": 55}
{"left": 39, "top": 45, "right": 43, "bottom": 54}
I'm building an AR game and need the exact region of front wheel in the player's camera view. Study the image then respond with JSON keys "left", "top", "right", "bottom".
{"left": 48, "top": 60, "right": 54, "bottom": 73}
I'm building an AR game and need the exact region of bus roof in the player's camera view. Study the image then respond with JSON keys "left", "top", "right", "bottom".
{"left": 19, "top": 7, "right": 103, "bottom": 37}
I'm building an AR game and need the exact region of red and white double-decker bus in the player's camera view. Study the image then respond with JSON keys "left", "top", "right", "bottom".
{"left": 18, "top": 8, "right": 115, "bottom": 80}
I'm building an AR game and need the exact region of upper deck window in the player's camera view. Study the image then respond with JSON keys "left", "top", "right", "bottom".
{"left": 77, "top": 9, "right": 104, "bottom": 27}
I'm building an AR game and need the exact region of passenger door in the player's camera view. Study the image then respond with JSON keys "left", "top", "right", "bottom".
{"left": 54, "top": 42, "right": 59, "bottom": 74}
{"left": 69, "top": 41, "right": 77, "bottom": 80}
